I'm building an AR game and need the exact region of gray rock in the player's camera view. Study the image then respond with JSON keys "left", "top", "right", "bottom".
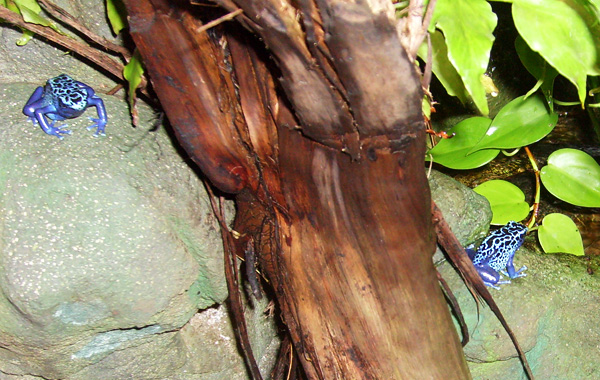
{"left": 439, "top": 242, "right": 600, "bottom": 380}
{"left": 429, "top": 169, "right": 492, "bottom": 263}
{"left": 0, "top": 83, "right": 279, "bottom": 379}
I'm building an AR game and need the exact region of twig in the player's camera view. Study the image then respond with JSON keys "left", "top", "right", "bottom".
{"left": 421, "top": 32, "right": 433, "bottom": 89}
{"left": 0, "top": 5, "right": 123, "bottom": 81}
{"left": 195, "top": 8, "right": 243, "bottom": 34}
{"left": 436, "top": 270, "right": 469, "bottom": 346}
{"left": 205, "top": 182, "right": 264, "bottom": 380}
{"left": 37, "top": 0, "right": 131, "bottom": 60}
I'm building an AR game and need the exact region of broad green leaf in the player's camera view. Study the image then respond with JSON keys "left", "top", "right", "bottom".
{"left": 427, "top": 117, "right": 499, "bottom": 169}
{"left": 430, "top": 0, "right": 497, "bottom": 115}
{"left": 515, "top": 36, "right": 558, "bottom": 108}
{"left": 473, "top": 180, "right": 530, "bottom": 224}
{"left": 17, "top": 4, "right": 49, "bottom": 25}
{"left": 538, "top": 213, "right": 584, "bottom": 256}
{"left": 3, "top": 1, "right": 48, "bottom": 46}
{"left": 469, "top": 94, "right": 557, "bottom": 153}
{"left": 9, "top": 0, "right": 63, "bottom": 42}
{"left": 107, "top": 0, "right": 128, "bottom": 36}
{"left": 540, "top": 148, "right": 600, "bottom": 207}
{"left": 418, "top": 31, "right": 470, "bottom": 104}
{"left": 14, "top": 0, "right": 42, "bottom": 17}
{"left": 513, "top": 0, "right": 600, "bottom": 105}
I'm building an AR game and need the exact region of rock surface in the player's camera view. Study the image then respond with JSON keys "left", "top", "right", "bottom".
{"left": 0, "top": 83, "right": 279, "bottom": 379}
{"left": 438, "top": 232, "right": 600, "bottom": 380}
{"left": 429, "top": 169, "right": 492, "bottom": 263}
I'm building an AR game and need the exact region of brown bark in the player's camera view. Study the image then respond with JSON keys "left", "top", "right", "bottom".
{"left": 125, "top": 0, "right": 471, "bottom": 378}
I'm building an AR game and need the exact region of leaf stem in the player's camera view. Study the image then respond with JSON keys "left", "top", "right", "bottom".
{"left": 524, "top": 146, "right": 540, "bottom": 228}
{"left": 553, "top": 99, "right": 580, "bottom": 106}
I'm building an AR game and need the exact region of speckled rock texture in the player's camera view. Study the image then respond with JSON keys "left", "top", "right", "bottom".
{"left": 0, "top": 1, "right": 280, "bottom": 377}
{"left": 431, "top": 172, "right": 600, "bottom": 380}
{"left": 0, "top": 82, "right": 279, "bottom": 379}
{"left": 429, "top": 169, "right": 492, "bottom": 263}
{"left": 438, "top": 244, "right": 600, "bottom": 380}
{"left": 429, "top": 169, "right": 492, "bottom": 245}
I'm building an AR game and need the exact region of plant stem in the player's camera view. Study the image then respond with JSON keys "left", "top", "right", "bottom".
{"left": 524, "top": 146, "right": 540, "bottom": 228}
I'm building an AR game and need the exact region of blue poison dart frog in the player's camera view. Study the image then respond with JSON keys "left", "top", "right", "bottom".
{"left": 23, "top": 74, "right": 107, "bottom": 140}
{"left": 466, "top": 221, "right": 528, "bottom": 290}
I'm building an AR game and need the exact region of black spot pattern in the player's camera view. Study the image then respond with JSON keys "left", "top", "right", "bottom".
{"left": 47, "top": 74, "right": 88, "bottom": 111}
{"left": 472, "top": 221, "right": 527, "bottom": 271}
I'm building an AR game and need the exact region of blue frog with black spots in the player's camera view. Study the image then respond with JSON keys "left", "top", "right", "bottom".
{"left": 466, "top": 221, "right": 528, "bottom": 289}
{"left": 23, "top": 74, "right": 107, "bottom": 139}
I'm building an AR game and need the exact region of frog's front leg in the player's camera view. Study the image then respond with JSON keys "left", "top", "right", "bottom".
{"left": 85, "top": 96, "right": 107, "bottom": 136}
{"left": 501, "top": 255, "right": 527, "bottom": 279}
{"left": 78, "top": 83, "right": 107, "bottom": 137}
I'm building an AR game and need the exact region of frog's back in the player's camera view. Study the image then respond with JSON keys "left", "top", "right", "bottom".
{"left": 472, "top": 221, "right": 527, "bottom": 271}
{"left": 44, "top": 74, "right": 88, "bottom": 120}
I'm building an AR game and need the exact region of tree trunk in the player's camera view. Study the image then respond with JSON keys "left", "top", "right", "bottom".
{"left": 125, "top": 0, "right": 471, "bottom": 378}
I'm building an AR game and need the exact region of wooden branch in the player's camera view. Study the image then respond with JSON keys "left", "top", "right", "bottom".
{"left": 37, "top": 0, "right": 132, "bottom": 60}
{"left": 436, "top": 270, "right": 469, "bottom": 346}
{"left": 315, "top": 0, "right": 423, "bottom": 138}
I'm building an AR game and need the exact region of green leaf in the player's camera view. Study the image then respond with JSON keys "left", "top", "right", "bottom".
{"left": 540, "top": 148, "right": 600, "bottom": 207}
{"left": 123, "top": 49, "right": 144, "bottom": 102}
{"left": 123, "top": 49, "right": 144, "bottom": 126}
{"left": 3, "top": 0, "right": 20, "bottom": 12}
{"left": 427, "top": 117, "right": 499, "bottom": 169}
{"left": 512, "top": 0, "right": 600, "bottom": 105}
{"left": 422, "top": 96, "right": 432, "bottom": 120}
{"left": 14, "top": 0, "right": 42, "bottom": 17}
{"left": 106, "top": 0, "right": 128, "bottom": 36}
{"left": 468, "top": 94, "right": 557, "bottom": 153}
{"left": 15, "top": 29, "right": 34, "bottom": 46}
{"left": 514, "top": 36, "right": 558, "bottom": 108}
{"left": 473, "top": 180, "right": 530, "bottom": 225}
{"left": 430, "top": 0, "right": 497, "bottom": 115}
{"left": 538, "top": 213, "right": 585, "bottom": 256}
{"left": 418, "top": 30, "right": 470, "bottom": 104}
{"left": 10, "top": 0, "right": 64, "bottom": 39}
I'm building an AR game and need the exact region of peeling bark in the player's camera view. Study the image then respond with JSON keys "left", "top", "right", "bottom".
{"left": 125, "top": 0, "right": 472, "bottom": 378}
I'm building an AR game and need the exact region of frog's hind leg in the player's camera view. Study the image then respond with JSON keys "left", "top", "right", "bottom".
{"left": 22, "top": 87, "right": 44, "bottom": 119}
{"left": 485, "top": 279, "right": 511, "bottom": 290}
